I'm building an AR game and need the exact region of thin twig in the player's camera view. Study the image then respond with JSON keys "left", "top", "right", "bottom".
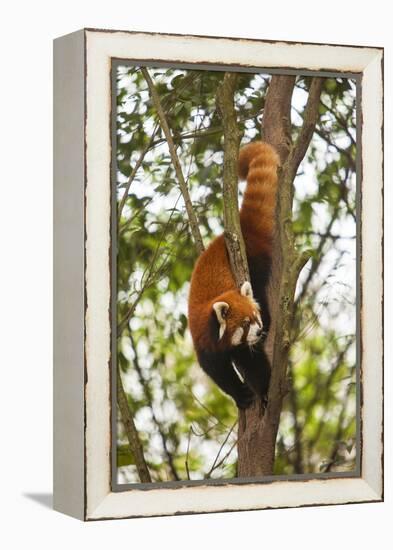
{"left": 117, "top": 193, "right": 182, "bottom": 335}
{"left": 287, "top": 360, "right": 304, "bottom": 472}
{"left": 295, "top": 208, "right": 339, "bottom": 307}
{"left": 117, "top": 127, "right": 158, "bottom": 220}
{"left": 128, "top": 332, "right": 180, "bottom": 480}
{"left": 148, "top": 108, "right": 263, "bottom": 149}
{"left": 141, "top": 67, "right": 205, "bottom": 255}
{"left": 185, "top": 427, "right": 192, "bottom": 480}
{"left": 205, "top": 420, "right": 238, "bottom": 477}
{"left": 292, "top": 102, "right": 356, "bottom": 172}
{"left": 117, "top": 71, "right": 201, "bottom": 218}
{"left": 319, "top": 98, "right": 356, "bottom": 146}
{"left": 117, "top": 369, "right": 151, "bottom": 483}
{"left": 206, "top": 440, "right": 238, "bottom": 478}
{"left": 190, "top": 389, "right": 230, "bottom": 429}
{"left": 322, "top": 367, "right": 355, "bottom": 472}
{"left": 118, "top": 196, "right": 155, "bottom": 236}
{"left": 308, "top": 339, "right": 355, "bottom": 455}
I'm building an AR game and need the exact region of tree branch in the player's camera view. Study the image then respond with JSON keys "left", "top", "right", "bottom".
{"left": 117, "top": 129, "right": 157, "bottom": 220}
{"left": 236, "top": 76, "right": 323, "bottom": 477}
{"left": 287, "top": 78, "right": 324, "bottom": 182}
{"left": 319, "top": 98, "right": 356, "bottom": 146}
{"left": 287, "top": 360, "right": 304, "bottom": 472}
{"left": 322, "top": 368, "right": 355, "bottom": 472}
{"left": 260, "top": 77, "right": 323, "bottom": 470}
{"left": 214, "top": 73, "right": 320, "bottom": 477}
{"left": 314, "top": 124, "right": 356, "bottom": 172}
{"left": 205, "top": 420, "right": 238, "bottom": 478}
{"left": 262, "top": 75, "right": 296, "bottom": 162}
{"left": 292, "top": 100, "right": 356, "bottom": 171}
{"left": 294, "top": 208, "right": 339, "bottom": 308}
{"left": 307, "top": 339, "right": 355, "bottom": 456}
{"left": 149, "top": 108, "right": 262, "bottom": 149}
{"left": 118, "top": 71, "right": 204, "bottom": 220}
{"left": 237, "top": 75, "right": 296, "bottom": 477}
{"left": 117, "top": 369, "right": 152, "bottom": 483}
{"left": 141, "top": 67, "right": 205, "bottom": 255}
{"left": 129, "top": 332, "right": 180, "bottom": 481}
{"left": 216, "top": 72, "right": 249, "bottom": 286}
{"left": 117, "top": 193, "right": 181, "bottom": 336}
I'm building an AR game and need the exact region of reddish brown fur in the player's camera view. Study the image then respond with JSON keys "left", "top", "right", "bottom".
{"left": 239, "top": 142, "right": 280, "bottom": 257}
{"left": 188, "top": 142, "right": 279, "bottom": 352}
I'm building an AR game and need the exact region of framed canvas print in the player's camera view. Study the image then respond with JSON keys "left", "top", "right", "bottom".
{"left": 53, "top": 28, "right": 384, "bottom": 520}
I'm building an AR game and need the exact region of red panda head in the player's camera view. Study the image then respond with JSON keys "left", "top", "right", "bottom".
{"left": 211, "top": 282, "right": 264, "bottom": 349}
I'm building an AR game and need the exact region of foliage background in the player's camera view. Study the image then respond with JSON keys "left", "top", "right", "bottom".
{"left": 115, "top": 66, "right": 357, "bottom": 483}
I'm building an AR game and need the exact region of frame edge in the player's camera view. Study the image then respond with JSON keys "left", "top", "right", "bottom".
{"left": 83, "top": 29, "right": 384, "bottom": 520}
{"left": 53, "top": 29, "right": 86, "bottom": 521}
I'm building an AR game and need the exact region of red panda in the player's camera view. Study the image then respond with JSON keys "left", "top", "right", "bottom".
{"left": 188, "top": 142, "right": 279, "bottom": 409}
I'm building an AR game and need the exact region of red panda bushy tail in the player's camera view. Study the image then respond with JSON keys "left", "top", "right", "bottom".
{"left": 238, "top": 142, "right": 280, "bottom": 257}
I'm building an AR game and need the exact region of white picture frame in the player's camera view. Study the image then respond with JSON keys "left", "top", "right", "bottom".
{"left": 53, "top": 28, "right": 383, "bottom": 521}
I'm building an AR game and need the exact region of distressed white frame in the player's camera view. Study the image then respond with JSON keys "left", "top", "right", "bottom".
{"left": 53, "top": 29, "right": 383, "bottom": 521}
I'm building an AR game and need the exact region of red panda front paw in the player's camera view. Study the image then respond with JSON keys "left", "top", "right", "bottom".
{"left": 235, "top": 385, "right": 256, "bottom": 409}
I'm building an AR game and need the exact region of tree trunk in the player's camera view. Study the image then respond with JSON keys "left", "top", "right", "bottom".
{"left": 237, "top": 76, "right": 323, "bottom": 477}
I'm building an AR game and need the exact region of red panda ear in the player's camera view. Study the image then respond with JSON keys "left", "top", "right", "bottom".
{"left": 212, "top": 301, "right": 229, "bottom": 323}
{"left": 212, "top": 302, "right": 229, "bottom": 341}
{"left": 240, "top": 281, "right": 253, "bottom": 298}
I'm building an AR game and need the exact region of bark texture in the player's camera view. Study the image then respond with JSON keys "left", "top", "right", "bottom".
{"left": 117, "top": 370, "right": 152, "bottom": 483}
{"left": 237, "top": 76, "right": 323, "bottom": 477}
{"left": 216, "top": 73, "right": 250, "bottom": 287}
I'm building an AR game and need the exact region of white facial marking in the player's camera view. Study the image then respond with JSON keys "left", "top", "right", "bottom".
{"left": 247, "top": 322, "right": 260, "bottom": 343}
{"left": 231, "top": 327, "right": 244, "bottom": 346}
{"left": 247, "top": 316, "right": 264, "bottom": 345}
{"left": 219, "top": 323, "right": 226, "bottom": 340}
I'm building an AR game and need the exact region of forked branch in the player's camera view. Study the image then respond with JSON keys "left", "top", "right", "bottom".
{"left": 287, "top": 78, "right": 324, "bottom": 182}
{"left": 237, "top": 75, "right": 323, "bottom": 477}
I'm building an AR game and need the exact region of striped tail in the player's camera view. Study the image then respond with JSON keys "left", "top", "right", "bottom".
{"left": 238, "top": 141, "right": 280, "bottom": 257}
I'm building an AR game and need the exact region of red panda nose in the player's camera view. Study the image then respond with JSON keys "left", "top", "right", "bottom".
{"left": 256, "top": 328, "right": 263, "bottom": 338}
